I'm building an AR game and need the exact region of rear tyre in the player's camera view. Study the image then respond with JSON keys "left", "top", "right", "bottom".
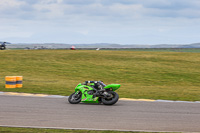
{"left": 102, "top": 91, "right": 119, "bottom": 105}
{"left": 68, "top": 92, "right": 82, "bottom": 104}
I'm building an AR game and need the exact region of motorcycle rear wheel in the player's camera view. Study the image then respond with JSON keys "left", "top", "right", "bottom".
{"left": 102, "top": 91, "right": 119, "bottom": 105}
{"left": 68, "top": 92, "right": 82, "bottom": 104}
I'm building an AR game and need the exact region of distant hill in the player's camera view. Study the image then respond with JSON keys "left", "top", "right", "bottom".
{"left": 5, "top": 42, "right": 200, "bottom": 49}
{"left": 178, "top": 43, "right": 200, "bottom": 48}
{"left": 0, "top": 42, "right": 11, "bottom": 44}
{"left": 73, "top": 43, "right": 200, "bottom": 48}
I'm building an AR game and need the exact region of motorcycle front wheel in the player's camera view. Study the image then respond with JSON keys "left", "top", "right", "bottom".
{"left": 68, "top": 92, "right": 82, "bottom": 104}
{"left": 102, "top": 91, "right": 119, "bottom": 105}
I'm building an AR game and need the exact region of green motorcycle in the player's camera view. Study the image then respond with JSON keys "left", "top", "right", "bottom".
{"left": 68, "top": 81, "right": 120, "bottom": 105}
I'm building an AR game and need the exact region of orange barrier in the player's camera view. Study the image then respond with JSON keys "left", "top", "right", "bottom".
{"left": 5, "top": 76, "right": 16, "bottom": 88}
{"left": 16, "top": 76, "right": 23, "bottom": 88}
{"left": 5, "top": 76, "right": 23, "bottom": 88}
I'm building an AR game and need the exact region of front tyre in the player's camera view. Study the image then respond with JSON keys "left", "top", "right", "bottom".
{"left": 68, "top": 92, "right": 82, "bottom": 104}
{"left": 102, "top": 91, "right": 119, "bottom": 105}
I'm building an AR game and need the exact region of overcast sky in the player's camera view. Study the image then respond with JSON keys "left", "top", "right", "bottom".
{"left": 0, "top": 0, "right": 200, "bottom": 44}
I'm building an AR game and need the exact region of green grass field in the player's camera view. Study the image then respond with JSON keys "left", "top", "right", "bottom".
{"left": 0, "top": 50, "right": 200, "bottom": 101}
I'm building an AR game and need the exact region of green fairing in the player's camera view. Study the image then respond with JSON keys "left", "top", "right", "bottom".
{"left": 73, "top": 83, "right": 120, "bottom": 104}
{"left": 104, "top": 84, "right": 121, "bottom": 91}
{"left": 74, "top": 83, "right": 83, "bottom": 92}
{"left": 74, "top": 83, "right": 99, "bottom": 103}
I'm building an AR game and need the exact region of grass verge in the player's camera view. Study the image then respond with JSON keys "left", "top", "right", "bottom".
{"left": 0, "top": 127, "right": 178, "bottom": 133}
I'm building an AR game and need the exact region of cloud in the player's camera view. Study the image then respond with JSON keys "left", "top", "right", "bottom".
{"left": 1, "top": 0, "right": 200, "bottom": 20}
{"left": 0, "top": 0, "right": 200, "bottom": 44}
{"left": 62, "top": 0, "right": 95, "bottom": 5}
{"left": 0, "top": 0, "right": 25, "bottom": 7}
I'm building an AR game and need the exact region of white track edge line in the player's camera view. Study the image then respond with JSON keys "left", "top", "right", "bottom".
{"left": 0, "top": 125, "right": 191, "bottom": 133}
{"left": 0, "top": 91, "right": 200, "bottom": 103}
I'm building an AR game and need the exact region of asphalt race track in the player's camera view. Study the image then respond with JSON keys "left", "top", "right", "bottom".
{"left": 0, "top": 95, "right": 200, "bottom": 132}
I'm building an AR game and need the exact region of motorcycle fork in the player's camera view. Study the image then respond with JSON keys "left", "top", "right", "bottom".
{"left": 75, "top": 91, "right": 80, "bottom": 94}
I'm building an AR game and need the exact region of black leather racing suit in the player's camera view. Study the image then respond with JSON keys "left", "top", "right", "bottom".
{"left": 84, "top": 81, "right": 106, "bottom": 96}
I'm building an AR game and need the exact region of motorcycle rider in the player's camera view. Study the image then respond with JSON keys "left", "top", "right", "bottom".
{"left": 83, "top": 81, "right": 106, "bottom": 96}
